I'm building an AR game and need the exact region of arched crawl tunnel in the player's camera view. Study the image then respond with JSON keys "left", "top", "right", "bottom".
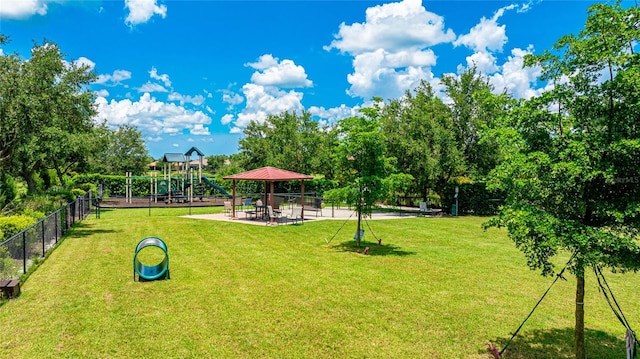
{"left": 133, "top": 236, "right": 170, "bottom": 281}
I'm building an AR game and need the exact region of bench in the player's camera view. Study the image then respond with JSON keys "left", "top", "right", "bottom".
{"left": 0, "top": 280, "right": 20, "bottom": 299}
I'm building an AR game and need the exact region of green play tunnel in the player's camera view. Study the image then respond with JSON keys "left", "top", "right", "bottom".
{"left": 133, "top": 236, "right": 170, "bottom": 281}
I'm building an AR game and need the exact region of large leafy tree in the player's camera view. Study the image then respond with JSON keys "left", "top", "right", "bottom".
{"left": 381, "top": 81, "right": 464, "bottom": 202}
{"left": 485, "top": 2, "right": 640, "bottom": 358}
{"left": 238, "top": 111, "right": 337, "bottom": 177}
{"left": 100, "top": 125, "right": 150, "bottom": 175}
{"left": 441, "top": 67, "right": 507, "bottom": 179}
{"left": 0, "top": 36, "right": 97, "bottom": 192}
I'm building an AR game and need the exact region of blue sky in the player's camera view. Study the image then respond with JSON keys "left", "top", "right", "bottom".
{"left": 0, "top": 0, "right": 609, "bottom": 159}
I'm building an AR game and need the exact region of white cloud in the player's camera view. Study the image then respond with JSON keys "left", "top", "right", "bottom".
{"left": 0, "top": 0, "right": 48, "bottom": 19}
{"left": 95, "top": 69, "right": 132, "bottom": 86}
{"left": 147, "top": 136, "right": 163, "bottom": 142}
{"left": 138, "top": 82, "right": 168, "bottom": 93}
{"left": 487, "top": 46, "right": 543, "bottom": 99}
{"left": 347, "top": 49, "right": 438, "bottom": 99}
{"left": 168, "top": 92, "right": 205, "bottom": 106}
{"left": 222, "top": 90, "right": 244, "bottom": 108}
{"left": 190, "top": 124, "right": 210, "bottom": 136}
{"left": 326, "top": 0, "right": 455, "bottom": 55}
{"left": 149, "top": 67, "right": 171, "bottom": 87}
{"left": 94, "top": 92, "right": 212, "bottom": 138}
{"left": 74, "top": 57, "right": 95, "bottom": 71}
{"left": 308, "top": 104, "right": 361, "bottom": 126}
{"left": 223, "top": 84, "right": 305, "bottom": 132}
{"left": 221, "top": 114, "right": 234, "bottom": 125}
{"left": 95, "top": 89, "right": 109, "bottom": 97}
{"left": 326, "top": 0, "right": 454, "bottom": 100}
{"left": 124, "top": 0, "right": 167, "bottom": 26}
{"left": 518, "top": 0, "right": 540, "bottom": 14}
{"left": 246, "top": 54, "right": 312, "bottom": 88}
{"left": 464, "top": 51, "right": 498, "bottom": 74}
{"left": 453, "top": 4, "right": 514, "bottom": 52}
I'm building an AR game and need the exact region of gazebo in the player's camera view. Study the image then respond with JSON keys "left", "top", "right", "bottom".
{"left": 223, "top": 166, "right": 313, "bottom": 219}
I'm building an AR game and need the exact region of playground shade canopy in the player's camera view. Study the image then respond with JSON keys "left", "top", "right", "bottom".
{"left": 223, "top": 166, "right": 313, "bottom": 219}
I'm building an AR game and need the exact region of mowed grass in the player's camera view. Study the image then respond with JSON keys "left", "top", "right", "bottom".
{"left": 1, "top": 207, "right": 639, "bottom": 358}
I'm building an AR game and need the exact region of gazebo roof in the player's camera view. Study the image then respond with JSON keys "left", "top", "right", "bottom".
{"left": 223, "top": 166, "right": 313, "bottom": 181}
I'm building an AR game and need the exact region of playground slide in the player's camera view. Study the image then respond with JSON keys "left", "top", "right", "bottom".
{"left": 201, "top": 176, "right": 232, "bottom": 198}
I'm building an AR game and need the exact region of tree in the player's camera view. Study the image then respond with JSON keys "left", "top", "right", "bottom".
{"left": 381, "top": 81, "right": 464, "bottom": 203}
{"left": 238, "top": 111, "right": 337, "bottom": 177}
{"left": 329, "top": 101, "right": 393, "bottom": 247}
{"left": 0, "top": 36, "right": 97, "bottom": 192}
{"left": 485, "top": 3, "right": 640, "bottom": 358}
{"left": 441, "top": 67, "right": 507, "bottom": 179}
{"left": 0, "top": 35, "right": 23, "bottom": 169}
{"left": 204, "top": 154, "right": 231, "bottom": 174}
{"left": 101, "top": 125, "right": 150, "bottom": 175}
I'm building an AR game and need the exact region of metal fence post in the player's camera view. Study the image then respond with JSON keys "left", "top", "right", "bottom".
{"left": 22, "top": 232, "right": 27, "bottom": 274}
{"left": 42, "top": 220, "right": 46, "bottom": 257}
{"left": 55, "top": 211, "right": 58, "bottom": 243}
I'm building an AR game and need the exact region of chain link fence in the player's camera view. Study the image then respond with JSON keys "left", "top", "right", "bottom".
{"left": 0, "top": 192, "right": 93, "bottom": 280}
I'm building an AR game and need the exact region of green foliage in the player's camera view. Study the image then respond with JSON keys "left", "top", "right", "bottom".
{"left": 0, "top": 246, "right": 17, "bottom": 279}
{"left": 204, "top": 154, "right": 232, "bottom": 174}
{"left": 0, "top": 174, "right": 17, "bottom": 210}
{"left": 99, "top": 126, "right": 151, "bottom": 175}
{"left": 239, "top": 111, "right": 338, "bottom": 178}
{"left": 441, "top": 67, "right": 507, "bottom": 179}
{"left": 73, "top": 174, "right": 151, "bottom": 197}
{"left": 70, "top": 188, "right": 86, "bottom": 198}
{"left": 382, "top": 173, "right": 415, "bottom": 205}
{"left": 381, "top": 81, "right": 464, "bottom": 201}
{"left": 0, "top": 214, "right": 37, "bottom": 240}
{"left": 441, "top": 181, "right": 504, "bottom": 216}
{"left": 0, "top": 36, "right": 97, "bottom": 193}
{"left": 485, "top": 3, "right": 640, "bottom": 356}
{"left": 333, "top": 107, "right": 391, "bottom": 215}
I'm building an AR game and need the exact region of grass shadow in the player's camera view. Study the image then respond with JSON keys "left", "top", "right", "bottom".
{"left": 332, "top": 240, "right": 416, "bottom": 256}
{"left": 484, "top": 327, "right": 624, "bottom": 358}
{"left": 65, "top": 221, "right": 120, "bottom": 238}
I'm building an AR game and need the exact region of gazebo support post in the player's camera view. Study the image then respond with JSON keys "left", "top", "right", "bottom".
{"left": 301, "top": 180, "right": 305, "bottom": 221}
{"left": 232, "top": 179, "right": 237, "bottom": 219}
{"left": 269, "top": 181, "right": 275, "bottom": 224}
{"left": 264, "top": 182, "right": 268, "bottom": 218}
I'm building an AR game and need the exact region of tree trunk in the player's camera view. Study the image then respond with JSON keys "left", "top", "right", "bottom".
{"left": 575, "top": 274, "right": 585, "bottom": 359}
{"left": 23, "top": 172, "right": 36, "bottom": 194}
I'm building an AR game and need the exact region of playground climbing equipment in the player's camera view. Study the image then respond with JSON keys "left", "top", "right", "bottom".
{"left": 133, "top": 236, "right": 170, "bottom": 282}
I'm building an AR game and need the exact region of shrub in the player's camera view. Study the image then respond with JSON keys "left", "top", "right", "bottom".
{"left": 0, "top": 246, "right": 17, "bottom": 279}
{"left": 0, "top": 215, "right": 37, "bottom": 241}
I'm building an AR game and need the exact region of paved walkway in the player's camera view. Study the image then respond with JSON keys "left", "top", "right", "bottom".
{"left": 182, "top": 206, "right": 429, "bottom": 226}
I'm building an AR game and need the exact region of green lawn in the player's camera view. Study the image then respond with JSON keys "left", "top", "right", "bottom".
{"left": 0, "top": 207, "right": 638, "bottom": 358}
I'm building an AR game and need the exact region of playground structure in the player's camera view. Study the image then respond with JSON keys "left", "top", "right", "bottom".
{"left": 133, "top": 236, "right": 170, "bottom": 281}
{"left": 124, "top": 147, "right": 231, "bottom": 205}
